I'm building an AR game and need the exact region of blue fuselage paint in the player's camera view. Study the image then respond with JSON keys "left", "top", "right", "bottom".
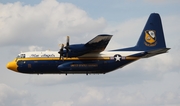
{"left": 16, "top": 59, "right": 135, "bottom": 74}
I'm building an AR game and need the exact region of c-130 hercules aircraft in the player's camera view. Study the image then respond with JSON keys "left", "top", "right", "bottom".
{"left": 7, "top": 13, "right": 170, "bottom": 75}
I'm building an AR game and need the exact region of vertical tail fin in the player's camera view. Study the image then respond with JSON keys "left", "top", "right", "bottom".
{"left": 113, "top": 13, "right": 170, "bottom": 56}
{"left": 136, "top": 13, "right": 167, "bottom": 51}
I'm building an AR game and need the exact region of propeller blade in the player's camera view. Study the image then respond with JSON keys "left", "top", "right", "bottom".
{"left": 58, "top": 44, "right": 64, "bottom": 60}
{"left": 66, "top": 36, "right": 69, "bottom": 47}
{"left": 65, "top": 36, "right": 70, "bottom": 58}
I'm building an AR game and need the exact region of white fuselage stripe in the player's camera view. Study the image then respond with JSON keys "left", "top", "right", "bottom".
{"left": 17, "top": 51, "right": 145, "bottom": 58}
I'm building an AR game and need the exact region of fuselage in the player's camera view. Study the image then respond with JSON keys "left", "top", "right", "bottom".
{"left": 6, "top": 50, "right": 145, "bottom": 74}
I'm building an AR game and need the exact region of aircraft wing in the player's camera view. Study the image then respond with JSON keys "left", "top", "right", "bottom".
{"left": 85, "top": 34, "right": 113, "bottom": 53}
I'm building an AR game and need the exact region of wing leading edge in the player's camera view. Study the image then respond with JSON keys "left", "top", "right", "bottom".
{"left": 85, "top": 34, "right": 113, "bottom": 53}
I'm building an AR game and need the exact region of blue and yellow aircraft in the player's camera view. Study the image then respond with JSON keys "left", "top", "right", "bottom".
{"left": 6, "top": 13, "right": 170, "bottom": 75}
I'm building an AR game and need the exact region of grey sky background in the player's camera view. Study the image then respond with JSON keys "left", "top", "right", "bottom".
{"left": 0, "top": 0, "right": 180, "bottom": 106}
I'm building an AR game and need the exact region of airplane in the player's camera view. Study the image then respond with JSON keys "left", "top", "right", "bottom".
{"left": 6, "top": 13, "right": 170, "bottom": 75}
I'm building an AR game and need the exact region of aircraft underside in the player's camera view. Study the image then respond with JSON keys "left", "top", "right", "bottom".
{"left": 17, "top": 59, "right": 136, "bottom": 74}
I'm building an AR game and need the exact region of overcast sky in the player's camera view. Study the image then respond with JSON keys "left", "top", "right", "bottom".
{"left": 0, "top": 0, "right": 180, "bottom": 106}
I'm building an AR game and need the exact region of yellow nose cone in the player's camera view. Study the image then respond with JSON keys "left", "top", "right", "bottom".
{"left": 6, "top": 61, "right": 18, "bottom": 72}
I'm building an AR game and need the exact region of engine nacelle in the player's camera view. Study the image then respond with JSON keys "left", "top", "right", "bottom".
{"left": 57, "top": 62, "right": 99, "bottom": 71}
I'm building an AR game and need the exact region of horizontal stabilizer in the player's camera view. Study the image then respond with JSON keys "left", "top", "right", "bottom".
{"left": 143, "top": 48, "right": 170, "bottom": 58}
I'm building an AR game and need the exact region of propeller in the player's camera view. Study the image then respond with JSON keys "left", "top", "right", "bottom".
{"left": 58, "top": 44, "right": 64, "bottom": 60}
{"left": 58, "top": 36, "right": 70, "bottom": 60}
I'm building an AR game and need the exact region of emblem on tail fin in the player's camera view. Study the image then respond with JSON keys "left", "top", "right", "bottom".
{"left": 144, "top": 30, "right": 157, "bottom": 46}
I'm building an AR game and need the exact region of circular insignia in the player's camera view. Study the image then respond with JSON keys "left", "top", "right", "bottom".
{"left": 114, "top": 54, "right": 122, "bottom": 62}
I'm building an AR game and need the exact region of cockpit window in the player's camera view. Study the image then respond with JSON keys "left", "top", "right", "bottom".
{"left": 17, "top": 54, "right": 26, "bottom": 58}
